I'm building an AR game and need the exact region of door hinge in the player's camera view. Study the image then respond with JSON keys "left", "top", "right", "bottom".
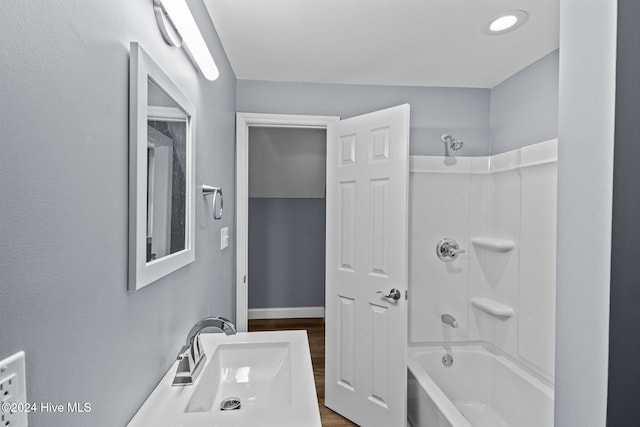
{"left": 405, "top": 290, "right": 408, "bottom": 300}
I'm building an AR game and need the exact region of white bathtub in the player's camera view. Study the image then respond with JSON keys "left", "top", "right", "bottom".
{"left": 407, "top": 344, "right": 554, "bottom": 427}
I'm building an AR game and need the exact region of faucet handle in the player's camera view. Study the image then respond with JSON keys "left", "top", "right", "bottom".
{"left": 178, "top": 343, "right": 199, "bottom": 363}
{"left": 175, "top": 347, "right": 193, "bottom": 377}
{"left": 177, "top": 345, "right": 189, "bottom": 359}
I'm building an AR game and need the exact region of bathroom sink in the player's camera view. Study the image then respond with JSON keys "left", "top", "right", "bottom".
{"left": 128, "top": 331, "right": 321, "bottom": 427}
{"left": 185, "top": 341, "right": 292, "bottom": 412}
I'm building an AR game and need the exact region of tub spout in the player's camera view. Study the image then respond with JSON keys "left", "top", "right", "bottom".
{"left": 441, "top": 314, "right": 458, "bottom": 328}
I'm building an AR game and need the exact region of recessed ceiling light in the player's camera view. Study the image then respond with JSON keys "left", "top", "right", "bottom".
{"left": 482, "top": 10, "right": 529, "bottom": 35}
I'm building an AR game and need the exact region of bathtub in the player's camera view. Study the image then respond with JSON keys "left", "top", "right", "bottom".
{"left": 407, "top": 344, "right": 554, "bottom": 427}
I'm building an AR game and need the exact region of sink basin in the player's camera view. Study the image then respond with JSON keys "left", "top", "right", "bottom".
{"left": 186, "top": 341, "right": 292, "bottom": 412}
{"left": 128, "top": 331, "right": 321, "bottom": 427}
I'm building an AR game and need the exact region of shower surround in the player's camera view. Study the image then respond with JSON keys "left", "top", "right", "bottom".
{"left": 408, "top": 139, "right": 558, "bottom": 381}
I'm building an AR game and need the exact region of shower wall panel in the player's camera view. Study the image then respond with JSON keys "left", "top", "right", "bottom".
{"left": 408, "top": 139, "right": 558, "bottom": 382}
{"left": 409, "top": 159, "right": 473, "bottom": 343}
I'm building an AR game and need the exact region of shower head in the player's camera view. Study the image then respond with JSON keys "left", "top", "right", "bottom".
{"left": 441, "top": 134, "right": 464, "bottom": 151}
{"left": 450, "top": 139, "right": 463, "bottom": 151}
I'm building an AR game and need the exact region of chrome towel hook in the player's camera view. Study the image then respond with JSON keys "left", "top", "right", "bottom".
{"left": 202, "top": 185, "right": 223, "bottom": 220}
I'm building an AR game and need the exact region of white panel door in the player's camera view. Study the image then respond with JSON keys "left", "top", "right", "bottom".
{"left": 325, "top": 104, "right": 410, "bottom": 426}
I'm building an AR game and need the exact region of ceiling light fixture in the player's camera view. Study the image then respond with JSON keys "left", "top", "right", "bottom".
{"left": 153, "top": 0, "right": 219, "bottom": 81}
{"left": 482, "top": 10, "right": 529, "bottom": 35}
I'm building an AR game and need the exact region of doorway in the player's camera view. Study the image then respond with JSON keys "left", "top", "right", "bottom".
{"left": 248, "top": 126, "right": 327, "bottom": 318}
{"left": 235, "top": 113, "right": 339, "bottom": 331}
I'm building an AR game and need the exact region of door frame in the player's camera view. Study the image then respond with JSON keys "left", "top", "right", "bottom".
{"left": 235, "top": 112, "right": 340, "bottom": 332}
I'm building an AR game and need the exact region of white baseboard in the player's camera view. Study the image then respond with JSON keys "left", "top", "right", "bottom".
{"left": 248, "top": 306, "right": 325, "bottom": 320}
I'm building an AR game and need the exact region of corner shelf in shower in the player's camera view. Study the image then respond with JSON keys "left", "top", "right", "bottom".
{"left": 471, "top": 297, "right": 514, "bottom": 318}
{"left": 471, "top": 237, "right": 515, "bottom": 252}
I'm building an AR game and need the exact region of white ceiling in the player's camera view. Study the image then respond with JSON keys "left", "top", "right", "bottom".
{"left": 203, "top": 0, "right": 559, "bottom": 88}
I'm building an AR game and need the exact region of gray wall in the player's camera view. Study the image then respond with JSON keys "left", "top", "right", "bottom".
{"left": 490, "top": 50, "right": 560, "bottom": 154}
{"left": 249, "top": 127, "right": 326, "bottom": 198}
{"left": 0, "top": 1, "right": 236, "bottom": 426}
{"left": 555, "top": 0, "right": 616, "bottom": 425}
{"left": 248, "top": 128, "right": 327, "bottom": 309}
{"left": 608, "top": 0, "right": 640, "bottom": 424}
{"left": 237, "top": 80, "right": 491, "bottom": 156}
{"left": 237, "top": 59, "right": 561, "bottom": 158}
{"left": 248, "top": 198, "right": 326, "bottom": 308}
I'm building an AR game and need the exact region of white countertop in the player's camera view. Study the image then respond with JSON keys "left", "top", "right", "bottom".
{"left": 128, "top": 330, "right": 321, "bottom": 427}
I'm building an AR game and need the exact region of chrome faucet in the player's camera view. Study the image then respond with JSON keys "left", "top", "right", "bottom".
{"left": 172, "top": 316, "right": 236, "bottom": 386}
{"left": 441, "top": 314, "right": 458, "bottom": 328}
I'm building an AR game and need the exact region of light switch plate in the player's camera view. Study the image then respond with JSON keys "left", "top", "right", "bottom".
{"left": 220, "top": 227, "right": 229, "bottom": 250}
{"left": 0, "top": 351, "right": 27, "bottom": 427}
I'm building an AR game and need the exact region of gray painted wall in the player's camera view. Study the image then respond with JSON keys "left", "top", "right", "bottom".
{"left": 249, "top": 127, "right": 326, "bottom": 198}
{"left": 237, "top": 80, "right": 491, "bottom": 156}
{"left": 248, "top": 128, "right": 326, "bottom": 309}
{"left": 248, "top": 198, "right": 326, "bottom": 308}
{"left": 0, "top": 1, "right": 236, "bottom": 426}
{"left": 490, "top": 50, "right": 560, "bottom": 154}
{"left": 607, "top": 0, "right": 640, "bottom": 423}
{"left": 555, "top": 0, "right": 616, "bottom": 425}
{"left": 237, "top": 56, "right": 560, "bottom": 158}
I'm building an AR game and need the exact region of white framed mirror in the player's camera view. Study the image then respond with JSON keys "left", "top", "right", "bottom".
{"left": 129, "top": 42, "right": 196, "bottom": 291}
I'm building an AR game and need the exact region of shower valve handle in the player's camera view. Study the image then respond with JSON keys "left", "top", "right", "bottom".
{"left": 436, "top": 238, "right": 465, "bottom": 262}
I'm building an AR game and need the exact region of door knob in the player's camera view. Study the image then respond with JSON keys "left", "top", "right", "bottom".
{"left": 376, "top": 288, "right": 401, "bottom": 301}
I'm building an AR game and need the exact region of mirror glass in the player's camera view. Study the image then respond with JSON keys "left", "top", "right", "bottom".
{"left": 146, "top": 80, "right": 187, "bottom": 262}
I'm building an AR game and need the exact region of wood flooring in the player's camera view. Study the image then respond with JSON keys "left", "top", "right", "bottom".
{"left": 249, "top": 318, "right": 359, "bottom": 427}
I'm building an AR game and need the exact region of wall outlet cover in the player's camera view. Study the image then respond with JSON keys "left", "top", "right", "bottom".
{"left": 0, "top": 351, "right": 27, "bottom": 427}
